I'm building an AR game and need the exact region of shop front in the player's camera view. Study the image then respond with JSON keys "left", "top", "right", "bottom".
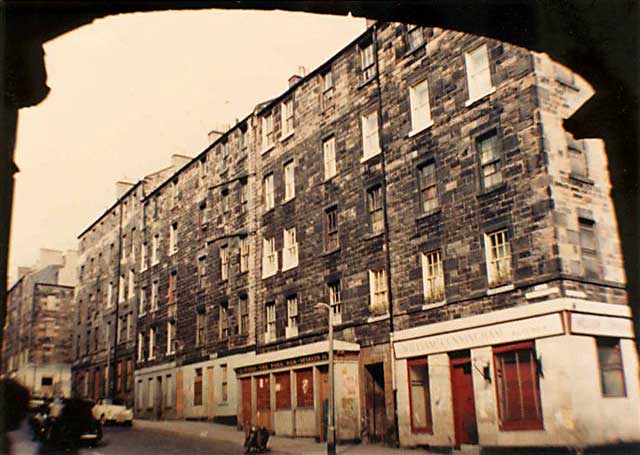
{"left": 393, "top": 298, "right": 640, "bottom": 449}
{"left": 235, "top": 340, "right": 361, "bottom": 441}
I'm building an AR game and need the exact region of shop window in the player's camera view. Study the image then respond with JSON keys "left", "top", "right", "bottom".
{"left": 296, "top": 368, "right": 314, "bottom": 408}
{"left": 256, "top": 375, "right": 270, "bottom": 410}
{"left": 194, "top": 368, "right": 203, "bottom": 406}
{"left": 493, "top": 341, "right": 543, "bottom": 430}
{"left": 407, "top": 358, "right": 432, "bottom": 433}
{"left": 597, "top": 338, "right": 626, "bottom": 397}
{"left": 275, "top": 372, "right": 291, "bottom": 410}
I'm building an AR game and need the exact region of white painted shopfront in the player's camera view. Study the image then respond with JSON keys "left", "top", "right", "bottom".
{"left": 393, "top": 299, "right": 640, "bottom": 449}
{"left": 234, "top": 340, "right": 361, "bottom": 441}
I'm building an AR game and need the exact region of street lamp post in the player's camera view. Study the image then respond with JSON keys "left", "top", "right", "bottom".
{"left": 315, "top": 302, "right": 335, "bottom": 455}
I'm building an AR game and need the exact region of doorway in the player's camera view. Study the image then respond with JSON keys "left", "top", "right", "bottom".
{"left": 155, "top": 376, "right": 163, "bottom": 419}
{"left": 364, "top": 362, "right": 386, "bottom": 443}
{"left": 241, "top": 378, "right": 252, "bottom": 432}
{"left": 450, "top": 351, "right": 478, "bottom": 447}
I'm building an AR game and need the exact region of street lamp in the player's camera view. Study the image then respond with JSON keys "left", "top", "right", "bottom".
{"left": 314, "top": 302, "right": 336, "bottom": 455}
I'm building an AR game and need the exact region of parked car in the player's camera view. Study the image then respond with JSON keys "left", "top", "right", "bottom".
{"left": 92, "top": 397, "right": 134, "bottom": 426}
{"left": 34, "top": 398, "right": 102, "bottom": 450}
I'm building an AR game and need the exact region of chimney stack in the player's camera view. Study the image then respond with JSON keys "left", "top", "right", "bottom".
{"left": 116, "top": 180, "right": 135, "bottom": 199}
{"left": 288, "top": 66, "right": 307, "bottom": 88}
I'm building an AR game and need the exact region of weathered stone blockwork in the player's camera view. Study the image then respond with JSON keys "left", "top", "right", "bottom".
{"left": 70, "top": 21, "right": 635, "bottom": 450}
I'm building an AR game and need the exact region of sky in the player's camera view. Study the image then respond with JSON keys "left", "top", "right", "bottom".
{"left": 9, "top": 9, "right": 365, "bottom": 284}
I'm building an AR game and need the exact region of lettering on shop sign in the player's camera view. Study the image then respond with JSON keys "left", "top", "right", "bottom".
{"left": 571, "top": 313, "right": 633, "bottom": 338}
{"left": 394, "top": 313, "right": 564, "bottom": 358}
{"left": 236, "top": 353, "right": 328, "bottom": 376}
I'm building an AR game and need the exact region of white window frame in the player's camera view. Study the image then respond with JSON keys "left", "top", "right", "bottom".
{"left": 140, "top": 242, "right": 147, "bottom": 271}
{"left": 220, "top": 245, "right": 229, "bottom": 281}
{"left": 409, "top": 79, "right": 433, "bottom": 135}
{"left": 484, "top": 229, "right": 512, "bottom": 287}
{"left": 106, "top": 282, "right": 113, "bottom": 309}
{"left": 361, "top": 112, "right": 381, "bottom": 161}
{"left": 139, "top": 287, "right": 147, "bottom": 316}
{"left": 169, "top": 223, "right": 178, "bottom": 255}
{"left": 265, "top": 302, "right": 276, "bottom": 343}
{"left": 421, "top": 250, "right": 445, "bottom": 303}
{"left": 151, "top": 280, "right": 159, "bottom": 312}
{"left": 284, "top": 161, "right": 295, "bottom": 201}
{"left": 281, "top": 99, "right": 294, "bottom": 139}
{"left": 166, "top": 320, "right": 175, "bottom": 355}
{"left": 261, "top": 114, "right": 274, "bottom": 152}
{"left": 286, "top": 295, "right": 299, "bottom": 338}
{"left": 323, "top": 136, "right": 337, "bottom": 179}
{"left": 148, "top": 327, "right": 156, "bottom": 360}
{"left": 118, "top": 274, "right": 126, "bottom": 303}
{"left": 152, "top": 234, "right": 160, "bottom": 265}
{"left": 137, "top": 333, "right": 144, "bottom": 363}
{"left": 262, "top": 237, "right": 278, "bottom": 278}
{"left": 465, "top": 44, "right": 494, "bottom": 105}
{"left": 282, "top": 227, "right": 298, "bottom": 271}
{"left": 264, "top": 174, "right": 275, "bottom": 211}
{"left": 360, "top": 42, "right": 376, "bottom": 82}
{"left": 368, "top": 269, "right": 388, "bottom": 314}
{"left": 128, "top": 269, "right": 135, "bottom": 299}
{"left": 240, "top": 237, "right": 250, "bottom": 273}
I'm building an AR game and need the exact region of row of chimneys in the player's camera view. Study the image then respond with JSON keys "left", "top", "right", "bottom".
{"left": 207, "top": 65, "right": 308, "bottom": 144}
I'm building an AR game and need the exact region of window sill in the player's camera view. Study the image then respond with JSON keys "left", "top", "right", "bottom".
{"left": 367, "top": 313, "right": 390, "bottom": 324}
{"left": 408, "top": 121, "right": 434, "bottom": 138}
{"left": 282, "top": 263, "right": 298, "bottom": 272}
{"left": 357, "top": 76, "right": 376, "bottom": 90}
{"left": 364, "top": 231, "right": 384, "bottom": 241}
{"left": 422, "top": 300, "right": 447, "bottom": 310}
{"left": 465, "top": 87, "right": 496, "bottom": 107}
{"left": 151, "top": 261, "right": 160, "bottom": 267}
{"left": 140, "top": 266, "right": 148, "bottom": 273}
{"left": 415, "top": 207, "right": 442, "bottom": 221}
{"left": 404, "top": 43, "right": 426, "bottom": 58}
{"left": 478, "top": 182, "right": 507, "bottom": 197}
{"left": 280, "top": 131, "right": 294, "bottom": 142}
{"left": 263, "top": 207, "right": 275, "bottom": 216}
{"left": 360, "top": 150, "right": 382, "bottom": 164}
{"left": 569, "top": 174, "right": 594, "bottom": 185}
{"left": 487, "top": 283, "right": 514, "bottom": 295}
{"left": 323, "top": 174, "right": 337, "bottom": 183}
{"left": 282, "top": 196, "right": 295, "bottom": 206}
{"left": 262, "top": 271, "right": 277, "bottom": 280}
{"left": 261, "top": 144, "right": 275, "bottom": 155}
{"left": 321, "top": 247, "right": 340, "bottom": 257}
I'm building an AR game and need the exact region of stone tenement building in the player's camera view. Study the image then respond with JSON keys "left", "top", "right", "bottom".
{"left": 2, "top": 249, "right": 77, "bottom": 397}
{"left": 71, "top": 22, "right": 639, "bottom": 450}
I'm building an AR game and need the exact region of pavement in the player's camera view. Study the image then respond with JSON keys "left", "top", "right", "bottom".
{"left": 134, "top": 418, "right": 436, "bottom": 454}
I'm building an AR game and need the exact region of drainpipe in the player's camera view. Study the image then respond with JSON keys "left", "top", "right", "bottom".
{"left": 372, "top": 22, "right": 400, "bottom": 446}
{"left": 110, "top": 199, "right": 124, "bottom": 399}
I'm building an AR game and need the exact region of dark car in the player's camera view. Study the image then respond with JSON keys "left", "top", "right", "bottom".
{"left": 36, "top": 398, "right": 102, "bottom": 450}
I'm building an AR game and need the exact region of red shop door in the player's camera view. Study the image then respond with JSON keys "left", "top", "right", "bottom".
{"left": 255, "top": 375, "right": 271, "bottom": 431}
{"left": 450, "top": 352, "right": 478, "bottom": 447}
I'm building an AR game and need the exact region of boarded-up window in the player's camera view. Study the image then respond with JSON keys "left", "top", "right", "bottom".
{"left": 275, "top": 372, "right": 291, "bottom": 410}
{"left": 296, "top": 368, "right": 314, "bottom": 408}
{"left": 256, "top": 375, "right": 271, "bottom": 410}
{"left": 493, "top": 341, "right": 543, "bottom": 430}
{"left": 194, "top": 368, "right": 203, "bottom": 406}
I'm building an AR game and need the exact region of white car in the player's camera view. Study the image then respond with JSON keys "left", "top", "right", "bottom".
{"left": 92, "top": 398, "right": 133, "bottom": 426}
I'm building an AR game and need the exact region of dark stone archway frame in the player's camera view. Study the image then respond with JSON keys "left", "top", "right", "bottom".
{"left": 1, "top": 0, "right": 637, "bottom": 426}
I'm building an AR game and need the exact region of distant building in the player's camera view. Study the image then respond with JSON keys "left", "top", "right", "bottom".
{"left": 2, "top": 249, "right": 77, "bottom": 398}
{"left": 71, "top": 22, "right": 639, "bottom": 451}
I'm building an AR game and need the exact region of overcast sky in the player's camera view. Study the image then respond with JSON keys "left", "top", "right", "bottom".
{"left": 9, "top": 9, "right": 365, "bottom": 284}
